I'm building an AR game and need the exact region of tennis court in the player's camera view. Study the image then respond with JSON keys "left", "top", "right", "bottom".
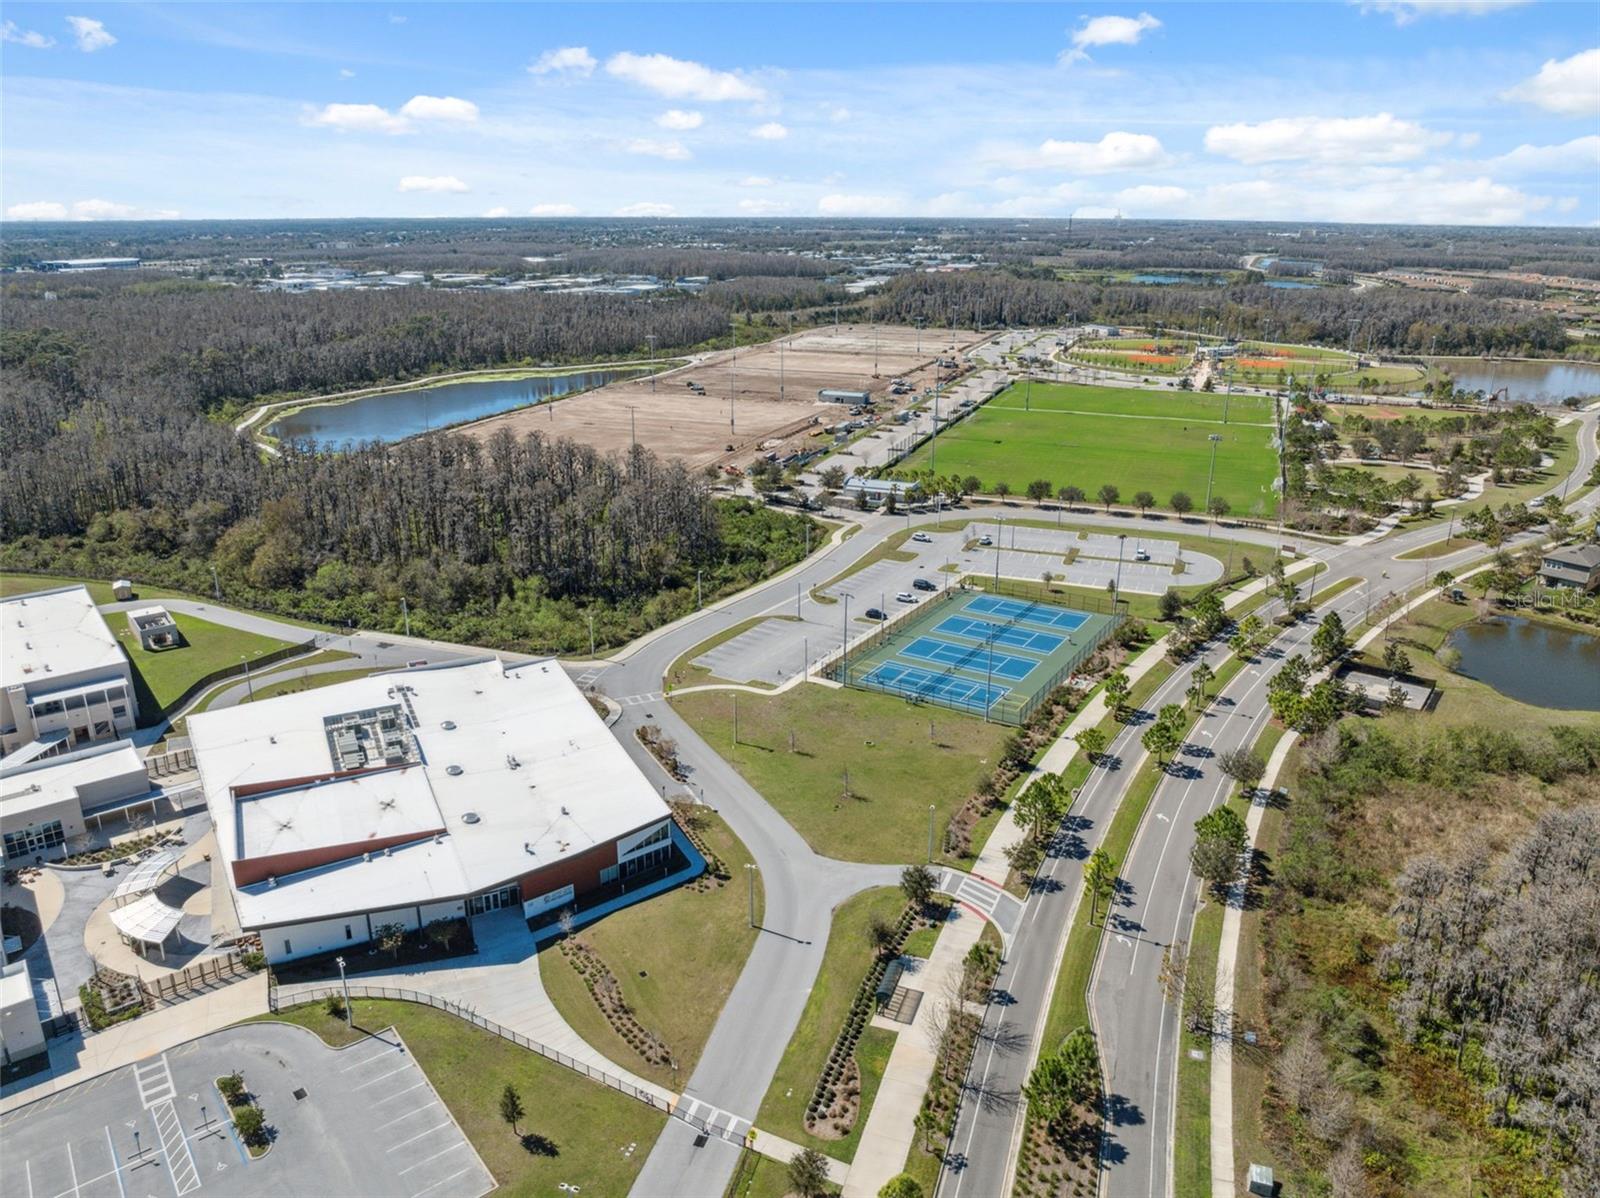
{"left": 965, "top": 594, "right": 1092, "bottom": 631}
{"left": 935, "top": 614, "right": 1065, "bottom": 654}
{"left": 900, "top": 634, "right": 1039, "bottom": 681}
{"left": 832, "top": 587, "right": 1123, "bottom": 724}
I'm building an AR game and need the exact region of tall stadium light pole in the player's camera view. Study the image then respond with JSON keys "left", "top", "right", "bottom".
{"left": 210, "top": 564, "right": 222, "bottom": 601}
{"left": 1114, "top": 534, "right": 1127, "bottom": 604}
{"left": 927, "top": 804, "right": 936, "bottom": 862}
{"left": 984, "top": 638, "right": 995, "bottom": 724}
{"left": 401, "top": 596, "right": 411, "bottom": 637}
{"left": 1204, "top": 433, "right": 1224, "bottom": 539}
{"left": 647, "top": 333, "right": 657, "bottom": 393}
{"left": 842, "top": 595, "right": 850, "bottom": 677}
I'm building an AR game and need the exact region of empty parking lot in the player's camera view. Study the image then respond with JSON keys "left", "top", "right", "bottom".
{"left": 0, "top": 1023, "right": 491, "bottom": 1198}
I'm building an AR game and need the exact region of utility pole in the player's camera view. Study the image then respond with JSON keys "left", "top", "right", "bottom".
{"left": 1114, "top": 534, "right": 1126, "bottom": 604}
{"left": 400, "top": 596, "right": 410, "bottom": 637}
{"left": 1204, "top": 433, "right": 1223, "bottom": 539}
{"left": 730, "top": 317, "right": 738, "bottom": 435}
{"left": 646, "top": 332, "right": 657, "bottom": 393}
{"left": 842, "top": 594, "right": 850, "bottom": 676}
{"left": 336, "top": 955, "right": 351, "bottom": 1025}
{"left": 733, "top": 691, "right": 739, "bottom": 746}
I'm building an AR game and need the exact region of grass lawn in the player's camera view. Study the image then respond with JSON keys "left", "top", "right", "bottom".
{"left": 540, "top": 811, "right": 761, "bottom": 1089}
{"left": 242, "top": 664, "right": 382, "bottom": 704}
{"left": 671, "top": 684, "right": 1011, "bottom": 865}
{"left": 120, "top": 612, "right": 296, "bottom": 715}
{"left": 901, "top": 923, "right": 941, "bottom": 959}
{"left": 1395, "top": 536, "right": 1474, "bottom": 560}
{"left": 1, "top": 573, "right": 191, "bottom": 605}
{"left": 725, "top": 1150, "right": 842, "bottom": 1198}
{"left": 757, "top": 887, "right": 905, "bottom": 1160}
{"left": 251, "top": 998, "right": 666, "bottom": 1197}
{"left": 901, "top": 383, "right": 1281, "bottom": 518}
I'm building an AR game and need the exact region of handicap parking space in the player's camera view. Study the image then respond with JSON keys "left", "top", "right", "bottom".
{"left": 1, "top": 1025, "right": 492, "bottom": 1198}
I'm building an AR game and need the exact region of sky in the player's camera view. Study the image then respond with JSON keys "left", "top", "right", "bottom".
{"left": 1, "top": 1, "right": 1597, "bottom": 226}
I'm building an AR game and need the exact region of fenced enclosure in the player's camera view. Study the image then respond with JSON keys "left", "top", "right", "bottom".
{"left": 826, "top": 582, "right": 1124, "bottom": 725}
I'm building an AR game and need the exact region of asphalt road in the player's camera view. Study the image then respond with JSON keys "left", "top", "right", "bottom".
{"left": 937, "top": 407, "right": 1599, "bottom": 1198}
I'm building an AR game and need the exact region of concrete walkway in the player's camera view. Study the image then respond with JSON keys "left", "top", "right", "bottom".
{"left": 0, "top": 972, "right": 270, "bottom": 1114}
{"left": 843, "top": 905, "right": 985, "bottom": 1197}
{"left": 273, "top": 909, "right": 676, "bottom": 1106}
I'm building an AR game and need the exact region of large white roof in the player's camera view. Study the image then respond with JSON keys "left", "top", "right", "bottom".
{"left": 0, "top": 739, "right": 151, "bottom": 821}
{"left": 1, "top": 585, "right": 129, "bottom": 693}
{"left": 188, "top": 657, "right": 670, "bottom": 928}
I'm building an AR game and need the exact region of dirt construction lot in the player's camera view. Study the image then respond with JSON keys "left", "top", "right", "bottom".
{"left": 461, "top": 323, "right": 984, "bottom": 470}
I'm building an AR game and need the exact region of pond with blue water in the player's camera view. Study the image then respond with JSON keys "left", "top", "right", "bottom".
{"left": 267, "top": 368, "right": 648, "bottom": 450}
{"left": 1445, "top": 615, "right": 1600, "bottom": 711}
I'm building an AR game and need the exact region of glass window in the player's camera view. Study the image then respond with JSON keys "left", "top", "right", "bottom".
{"left": 112, "top": 705, "right": 128, "bottom": 719}
{"left": 93, "top": 721, "right": 112, "bottom": 737}
{"left": 107, "top": 685, "right": 126, "bottom": 702}
{"left": 85, "top": 691, "right": 108, "bottom": 708}
{"left": 600, "top": 864, "right": 619, "bottom": 884}
{"left": 30, "top": 699, "right": 64, "bottom": 717}
{"left": 65, "top": 694, "right": 86, "bottom": 712}
{"left": 283, "top": 940, "right": 292, "bottom": 955}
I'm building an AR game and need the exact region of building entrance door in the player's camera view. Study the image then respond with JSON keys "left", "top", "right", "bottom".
{"left": 468, "top": 885, "right": 519, "bottom": 916}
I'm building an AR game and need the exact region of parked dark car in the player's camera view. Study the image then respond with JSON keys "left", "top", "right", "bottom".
{"left": 865, "top": 608, "right": 887, "bottom": 620}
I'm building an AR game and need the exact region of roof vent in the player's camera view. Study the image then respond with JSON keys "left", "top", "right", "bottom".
{"left": 363, "top": 851, "right": 372, "bottom": 862}
{"left": 441, "top": 720, "right": 457, "bottom": 730}
{"left": 461, "top": 811, "right": 480, "bottom": 824}
{"left": 267, "top": 876, "right": 278, "bottom": 888}
{"left": 446, "top": 764, "right": 463, "bottom": 777}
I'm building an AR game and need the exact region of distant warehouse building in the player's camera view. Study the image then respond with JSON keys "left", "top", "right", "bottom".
{"left": 1, "top": 585, "right": 139, "bottom": 761}
{"left": 36, "top": 258, "right": 141, "bottom": 272}
{"left": 819, "top": 389, "right": 872, "bottom": 405}
{"left": 188, "top": 657, "right": 680, "bottom": 964}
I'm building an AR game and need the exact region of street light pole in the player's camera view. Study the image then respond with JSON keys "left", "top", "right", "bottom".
{"left": 927, "top": 804, "right": 936, "bottom": 863}
{"left": 400, "top": 596, "right": 410, "bottom": 637}
{"left": 745, "top": 863, "right": 758, "bottom": 928}
{"left": 336, "top": 954, "right": 351, "bottom": 1025}
{"left": 241, "top": 655, "right": 255, "bottom": 700}
{"left": 1204, "top": 433, "right": 1224, "bottom": 539}
{"left": 1114, "top": 534, "right": 1126, "bottom": 605}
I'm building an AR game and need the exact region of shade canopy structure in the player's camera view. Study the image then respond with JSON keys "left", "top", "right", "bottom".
{"left": 109, "top": 892, "right": 184, "bottom": 954}
{"left": 112, "top": 847, "right": 184, "bottom": 903}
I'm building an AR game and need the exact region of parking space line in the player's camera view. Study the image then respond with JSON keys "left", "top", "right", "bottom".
{"left": 26, "top": 1159, "right": 34, "bottom": 1198}
{"left": 104, "top": 1127, "right": 128, "bottom": 1198}
{"left": 66, "top": 1142, "right": 80, "bottom": 1198}
{"left": 340, "top": 1044, "right": 400, "bottom": 1072}
{"left": 388, "top": 1120, "right": 452, "bottom": 1152}
{"left": 354, "top": 1064, "right": 414, "bottom": 1090}
{"left": 396, "top": 1142, "right": 467, "bottom": 1175}
{"left": 410, "top": 1165, "right": 476, "bottom": 1197}
{"left": 372, "top": 1080, "right": 429, "bottom": 1105}
{"left": 373, "top": 1101, "right": 440, "bottom": 1131}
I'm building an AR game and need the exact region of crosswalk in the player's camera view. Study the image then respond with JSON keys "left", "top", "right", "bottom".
{"left": 671, "top": 1095, "right": 749, "bottom": 1144}
{"left": 136, "top": 1056, "right": 201, "bottom": 1196}
{"left": 572, "top": 665, "right": 610, "bottom": 687}
{"left": 946, "top": 870, "right": 1003, "bottom": 919}
{"left": 617, "top": 691, "right": 664, "bottom": 707}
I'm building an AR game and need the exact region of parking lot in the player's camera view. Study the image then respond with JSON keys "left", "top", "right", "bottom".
{"left": 0, "top": 1023, "right": 491, "bottom": 1198}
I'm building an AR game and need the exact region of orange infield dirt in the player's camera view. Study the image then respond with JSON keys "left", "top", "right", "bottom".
{"left": 460, "top": 323, "right": 984, "bottom": 470}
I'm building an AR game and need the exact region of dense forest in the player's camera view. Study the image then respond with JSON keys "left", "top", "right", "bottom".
{"left": 1260, "top": 723, "right": 1599, "bottom": 1198}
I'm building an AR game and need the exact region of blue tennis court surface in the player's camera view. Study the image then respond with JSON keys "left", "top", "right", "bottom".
{"left": 936, "top": 615, "right": 1065, "bottom": 654}
{"left": 901, "top": 635, "right": 1038, "bottom": 681}
{"left": 966, "top": 594, "right": 1090, "bottom": 631}
{"left": 862, "top": 662, "right": 1009, "bottom": 709}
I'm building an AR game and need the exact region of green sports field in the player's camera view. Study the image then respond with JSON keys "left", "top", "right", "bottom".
{"left": 903, "top": 382, "right": 1281, "bottom": 517}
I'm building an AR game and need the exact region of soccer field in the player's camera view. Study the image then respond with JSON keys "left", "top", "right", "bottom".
{"left": 903, "top": 382, "right": 1281, "bottom": 517}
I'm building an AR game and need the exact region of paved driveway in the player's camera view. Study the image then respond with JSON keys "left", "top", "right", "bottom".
{"left": 0, "top": 1022, "right": 492, "bottom": 1198}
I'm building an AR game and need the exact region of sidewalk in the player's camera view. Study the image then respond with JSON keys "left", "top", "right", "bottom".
{"left": 272, "top": 909, "right": 676, "bottom": 1107}
{"left": 0, "top": 972, "right": 270, "bottom": 1114}
{"left": 842, "top": 905, "right": 985, "bottom": 1197}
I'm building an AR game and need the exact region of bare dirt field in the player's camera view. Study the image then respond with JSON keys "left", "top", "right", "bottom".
{"left": 460, "top": 323, "right": 984, "bottom": 470}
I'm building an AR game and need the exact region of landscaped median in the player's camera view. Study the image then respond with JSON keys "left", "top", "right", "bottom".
{"left": 540, "top": 808, "right": 762, "bottom": 1090}
{"left": 252, "top": 998, "right": 667, "bottom": 1195}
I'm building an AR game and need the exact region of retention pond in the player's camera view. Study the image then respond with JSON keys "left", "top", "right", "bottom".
{"left": 1445, "top": 615, "right": 1600, "bottom": 711}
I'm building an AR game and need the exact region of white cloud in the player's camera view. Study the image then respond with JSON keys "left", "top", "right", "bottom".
{"left": 752, "top": 122, "right": 789, "bottom": 141}
{"left": 1204, "top": 113, "right": 1450, "bottom": 164}
{"left": 1114, "top": 184, "right": 1190, "bottom": 210}
{"left": 1061, "top": 12, "right": 1160, "bottom": 64}
{"left": 529, "top": 203, "right": 578, "bottom": 216}
{"left": 307, "top": 95, "right": 479, "bottom": 134}
{"left": 388, "top": 13, "right": 407, "bottom": 23}
{"left": 1357, "top": 1, "right": 1529, "bottom": 25}
{"left": 65, "top": 15, "right": 115, "bottom": 51}
{"left": 615, "top": 201, "right": 676, "bottom": 217}
{"left": 5, "top": 201, "right": 69, "bottom": 220}
{"left": 657, "top": 109, "right": 704, "bottom": 130}
{"left": 2, "top": 20, "right": 54, "bottom": 48}
{"left": 1458, "top": 131, "right": 1481, "bottom": 149}
{"left": 397, "top": 175, "right": 469, "bottom": 193}
{"left": 1490, "top": 136, "right": 1600, "bottom": 176}
{"left": 1501, "top": 48, "right": 1600, "bottom": 117}
{"left": 306, "top": 102, "right": 411, "bottom": 134}
{"left": 738, "top": 198, "right": 791, "bottom": 215}
{"left": 605, "top": 51, "right": 765, "bottom": 102}
{"left": 339, "top": 68, "right": 356, "bottom": 79}
{"left": 530, "top": 46, "right": 596, "bottom": 76}
{"left": 1003, "top": 131, "right": 1168, "bottom": 173}
{"left": 482, "top": 206, "right": 510, "bottom": 218}
{"left": 622, "top": 137, "right": 692, "bottom": 160}
{"left": 6, "top": 198, "right": 178, "bottom": 220}
{"left": 740, "top": 176, "right": 774, "bottom": 187}
{"left": 398, "top": 95, "right": 479, "bottom": 123}
{"left": 830, "top": 107, "right": 851, "bottom": 123}
{"left": 1192, "top": 172, "right": 1548, "bottom": 225}
{"left": 818, "top": 193, "right": 902, "bottom": 216}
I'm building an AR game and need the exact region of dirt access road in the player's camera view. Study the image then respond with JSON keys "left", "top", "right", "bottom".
{"left": 460, "top": 323, "right": 982, "bottom": 471}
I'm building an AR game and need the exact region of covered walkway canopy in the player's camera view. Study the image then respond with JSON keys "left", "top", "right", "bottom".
{"left": 109, "top": 892, "right": 185, "bottom": 958}
{"left": 112, "top": 846, "right": 184, "bottom": 904}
